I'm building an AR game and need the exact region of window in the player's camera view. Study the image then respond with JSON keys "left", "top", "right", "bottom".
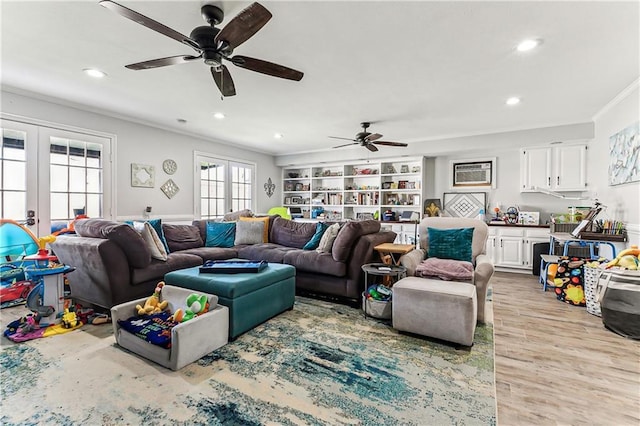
{"left": 50, "top": 137, "right": 104, "bottom": 221}
{"left": 0, "top": 131, "right": 27, "bottom": 219}
{"left": 196, "top": 153, "right": 255, "bottom": 220}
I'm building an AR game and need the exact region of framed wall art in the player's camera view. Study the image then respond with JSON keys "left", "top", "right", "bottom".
{"left": 443, "top": 192, "right": 486, "bottom": 218}
{"left": 423, "top": 199, "right": 442, "bottom": 217}
{"left": 609, "top": 121, "right": 639, "bottom": 185}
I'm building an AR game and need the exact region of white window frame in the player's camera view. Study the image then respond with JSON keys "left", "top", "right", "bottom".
{"left": 1, "top": 113, "right": 115, "bottom": 236}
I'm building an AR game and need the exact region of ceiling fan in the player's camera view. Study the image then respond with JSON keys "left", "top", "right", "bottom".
{"left": 330, "top": 122, "right": 408, "bottom": 152}
{"left": 99, "top": 1, "right": 303, "bottom": 97}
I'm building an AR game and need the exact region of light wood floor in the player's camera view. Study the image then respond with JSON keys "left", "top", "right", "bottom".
{"left": 492, "top": 271, "right": 640, "bottom": 425}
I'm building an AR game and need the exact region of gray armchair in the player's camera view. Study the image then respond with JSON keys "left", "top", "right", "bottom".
{"left": 393, "top": 217, "right": 494, "bottom": 346}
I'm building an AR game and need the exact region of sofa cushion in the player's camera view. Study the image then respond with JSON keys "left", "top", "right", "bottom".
{"left": 162, "top": 224, "right": 203, "bottom": 252}
{"left": 74, "top": 219, "right": 152, "bottom": 269}
{"left": 237, "top": 243, "right": 297, "bottom": 263}
{"left": 205, "top": 222, "right": 236, "bottom": 248}
{"left": 270, "top": 217, "right": 317, "bottom": 249}
{"left": 178, "top": 247, "right": 239, "bottom": 262}
{"left": 427, "top": 227, "right": 474, "bottom": 262}
{"left": 130, "top": 252, "right": 202, "bottom": 285}
{"left": 234, "top": 221, "right": 264, "bottom": 245}
{"left": 331, "top": 220, "right": 381, "bottom": 262}
{"left": 74, "top": 218, "right": 121, "bottom": 239}
{"left": 223, "top": 209, "right": 253, "bottom": 222}
{"left": 239, "top": 216, "right": 270, "bottom": 243}
{"left": 125, "top": 219, "right": 170, "bottom": 254}
{"left": 316, "top": 223, "right": 340, "bottom": 253}
{"left": 283, "top": 249, "right": 346, "bottom": 277}
{"left": 132, "top": 221, "right": 168, "bottom": 261}
{"left": 303, "top": 222, "right": 329, "bottom": 250}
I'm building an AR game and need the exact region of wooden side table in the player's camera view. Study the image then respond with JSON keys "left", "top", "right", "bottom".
{"left": 374, "top": 243, "right": 415, "bottom": 266}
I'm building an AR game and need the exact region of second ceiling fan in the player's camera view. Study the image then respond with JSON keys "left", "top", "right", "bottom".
{"left": 99, "top": 1, "right": 303, "bottom": 97}
{"left": 330, "top": 122, "right": 408, "bottom": 152}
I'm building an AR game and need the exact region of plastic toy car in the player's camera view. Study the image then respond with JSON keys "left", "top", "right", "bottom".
{"left": 0, "top": 280, "right": 35, "bottom": 303}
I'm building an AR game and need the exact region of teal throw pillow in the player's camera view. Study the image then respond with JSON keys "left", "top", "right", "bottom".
{"left": 303, "top": 222, "right": 330, "bottom": 250}
{"left": 125, "top": 219, "right": 170, "bottom": 254}
{"left": 427, "top": 227, "right": 474, "bottom": 262}
{"left": 206, "top": 222, "right": 236, "bottom": 248}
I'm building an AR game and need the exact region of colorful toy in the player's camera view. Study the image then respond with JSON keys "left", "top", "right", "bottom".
{"left": 169, "top": 293, "right": 209, "bottom": 323}
{"left": 136, "top": 282, "right": 169, "bottom": 315}
{"left": 61, "top": 308, "right": 80, "bottom": 328}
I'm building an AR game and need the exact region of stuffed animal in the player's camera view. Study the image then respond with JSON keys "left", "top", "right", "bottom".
{"left": 136, "top": 282, "right": 169, "bottom": 315}
{"left": 169, "top": 293, "right": 209, "bottom": 323}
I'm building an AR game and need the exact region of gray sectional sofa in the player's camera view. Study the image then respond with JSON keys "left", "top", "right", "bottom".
{"left": 51, "top": 216, "right": 396, "bottom": 309}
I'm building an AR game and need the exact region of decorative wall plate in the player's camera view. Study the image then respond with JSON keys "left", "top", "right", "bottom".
{"left": 131, "top": 163, "right": 155, "bottom": 188}
{"left": 160, "top": 179, "right": 179, "bottom": 199}
{"left": 162, "top": 159, "right": 177, "bottom": 175}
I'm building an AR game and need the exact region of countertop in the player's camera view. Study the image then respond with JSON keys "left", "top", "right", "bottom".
{"left": 488, "top": 221, "right": 550, "bottom": 229}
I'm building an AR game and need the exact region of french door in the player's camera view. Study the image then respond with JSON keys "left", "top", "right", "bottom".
{"left": 195, "top": 152, "right": 255, "bottom": 219}
{"left": 0, "top": 118, "right": 112, "bottom": 237}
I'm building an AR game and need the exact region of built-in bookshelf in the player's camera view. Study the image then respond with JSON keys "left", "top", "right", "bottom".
{"left": 282, "top": 157, "right": 427, "bottom": 221}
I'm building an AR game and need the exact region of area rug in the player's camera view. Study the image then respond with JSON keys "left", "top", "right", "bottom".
{"left": 0, "top": 296, "right": 496, "bottom": 425}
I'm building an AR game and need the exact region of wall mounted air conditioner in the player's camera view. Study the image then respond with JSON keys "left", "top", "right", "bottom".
{"left": 453, "top": 162, "right": 492, "bottom": 186}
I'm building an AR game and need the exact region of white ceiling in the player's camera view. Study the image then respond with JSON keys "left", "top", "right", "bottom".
{"left": 1, "top": 1, "right": 638, "bottom": 156}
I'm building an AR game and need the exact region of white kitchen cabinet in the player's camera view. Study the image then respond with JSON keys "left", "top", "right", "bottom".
{"left": 486, "top": 225, "right": 550, "bottom": 271}
{"left": 522, "top": 228, "right": 551, "bottom": 267}
{"left": 520, "top": 143, "right": 588, "bottom": 192}
{"left": 485, "top": 232, "right": 497, "bottom": 265}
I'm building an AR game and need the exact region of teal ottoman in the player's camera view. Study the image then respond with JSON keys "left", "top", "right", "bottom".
{"left": 164, "top": 263, "right": 295, "bottom": 339}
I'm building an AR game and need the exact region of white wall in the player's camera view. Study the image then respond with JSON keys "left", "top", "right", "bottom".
{"left": 1, "top": 90, "right": 282, "bottom": 220}
{"left": 590, "top": 83, "right": 640, "bottom": 245}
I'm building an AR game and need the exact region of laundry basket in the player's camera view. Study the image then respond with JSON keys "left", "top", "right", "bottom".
{"left": 583, "top": 264, "right": 604, "bottom": 317}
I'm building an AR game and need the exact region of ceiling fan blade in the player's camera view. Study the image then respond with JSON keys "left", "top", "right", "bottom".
{"left": 215, "top": 2, "right": 272, "bottom": 49}
{"left": 125, "top": 55, "right": 201, "bottom": 70}
{"left": 332, "top": 142, "right": 359, "bottom": 149}
{"left": 365, "top": 133, "right": 383, "bottom": 142}
{"left": 365, "top": 144, "right": 379, "bottom": 152}
{"left": 230, "top": 56, "right": 304, "bottom": 81}
{"left": 372, "top": 141, "right": 409, "bottom": 147}
{"left": 99, "top": 0, "right": 200, "bottom": 51}
{"left": 211, "top": 65, "right": 236, "bottom": 97}
{"left": 329, "top": 136, "right": 356, "bottom": 142}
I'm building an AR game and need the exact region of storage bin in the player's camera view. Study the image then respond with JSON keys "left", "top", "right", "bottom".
{"left": 362, "top": 292, "right": 392, "bottom": 319}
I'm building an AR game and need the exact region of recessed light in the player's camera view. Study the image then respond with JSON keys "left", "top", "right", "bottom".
{"left": 83, "top": 68, "right": 106, "bottom": 78}
{"left": 517, "top": 39, "right": 541, "bottom": 52}
{"left": 506, "top": 97, "right": 521, "bottom": 106}
{"left": 213, "top": 112, "right": 225, "bottom": 119}
{"left": 274, "top": 133, "right": 284, "bottom": 139}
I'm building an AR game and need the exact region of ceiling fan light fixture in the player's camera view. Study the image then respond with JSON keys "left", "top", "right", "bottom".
{"left": 506, "top": 97, "right": 521, "bottom": 106}
{"left": 83, "top": 68, "right": 106, "bottom": 78}
{"left": 517, "top": 39, "right": 542, "bottom": 52}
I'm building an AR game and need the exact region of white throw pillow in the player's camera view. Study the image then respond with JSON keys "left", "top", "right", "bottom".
{"left": 316, "top": 223, "right": 340, "bottom": 253}
{"left": 234, "top": 220, "right": 264, "bottom": 245}
{"left": 133, "top": 221, "right": 168, "bottom": 261}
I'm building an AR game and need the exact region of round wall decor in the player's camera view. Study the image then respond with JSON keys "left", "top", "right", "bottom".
{"left": 162, "top": 159, "right": 177, "bottom": 175}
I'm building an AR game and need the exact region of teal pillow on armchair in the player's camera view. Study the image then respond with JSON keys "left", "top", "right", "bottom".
{"left": 427, "top": 227, "right": 474, "bottom": 262}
